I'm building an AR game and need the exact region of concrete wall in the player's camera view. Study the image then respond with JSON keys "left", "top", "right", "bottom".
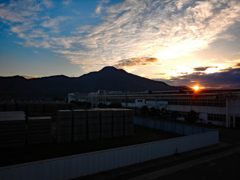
{"left": 0, "top": 117, "right": 219, "bottom": 180}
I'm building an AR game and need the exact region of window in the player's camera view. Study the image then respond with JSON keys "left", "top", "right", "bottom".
{"left": 208, "top": 114, "right": 226, "bottom": 122}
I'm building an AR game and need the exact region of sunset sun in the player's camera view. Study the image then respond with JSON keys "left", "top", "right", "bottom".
{"left": 192, "top": 85, "right": 200, "bottom": 91}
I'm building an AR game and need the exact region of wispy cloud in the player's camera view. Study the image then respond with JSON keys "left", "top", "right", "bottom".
{"left": 217, "top": 34, "right": 237, "bottom": 41}
{"left": 95, "top": 0, "right": 110, "bottom": 15}
{"left": 0, "top": 1, "right": 67, "bottom": 48}
{"left": 193, "top": 66, "right": 218, "bottom": 71}
{"left": 63, "top": 0, "right": 71, "bottom": 6}
{"left": 1, "top": 0, "right": 240, "bottom": 74}
{"left": 114, "top": 57, "right": 158, "bottom": 68}
{"left": 154, "top": 73, "right": 166, "bottom": 76}
{"left": 55, "top": 0, "right": 240, "bottom": 71}
{"left": 41, "top": 16, "right": 69, "bottom": 33}
{"left": 155, "top": 67, "right": 240, "bottom": 88}
{"left": 42, "top": 0, "right": 53, "bottom": 8}
{"left": 235, "top": 62, "right": 240, "bottom": 67}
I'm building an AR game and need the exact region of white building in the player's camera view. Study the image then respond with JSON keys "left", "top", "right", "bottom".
{"left": 68, "top": 92, "right": 88, "bottom": 103}
{"left": 88, "top": 89, "right": 240, "bottom": 128}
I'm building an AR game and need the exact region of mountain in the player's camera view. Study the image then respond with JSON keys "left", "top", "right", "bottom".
{"left": 0, "top": 66, "right": 177, "bottom": 98}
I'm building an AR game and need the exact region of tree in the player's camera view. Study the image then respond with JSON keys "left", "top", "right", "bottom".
{"left": 155, "top": 108, "right": 161, "bottom": 118}
{"left": 97, "top": 103, "right": 108, "bottom": 108}
{"left": 107, "top": 102, "right": 122, "bottom": 108}
{"left": 186, "top": 110, "right": 199, "bottom": 124}
{"left": 140, "top": 105, "right": 149, "bottom": 117}
{"left": 134, "top": 107, "right": 141, "bottom": 116}
{"left": 161, "top": 108, "right": 169, "bottom": 119}
{"left": 70, "top": 101, "right": 92, "bottom": 109}
{"left": 83, "top": 102, "right": 92, "bottom": 109}
{"left": 149, "top": 107, "right": 157, "bottom": 118}
{"left": 171, "top": 111, "right": 180, "bottom": 122}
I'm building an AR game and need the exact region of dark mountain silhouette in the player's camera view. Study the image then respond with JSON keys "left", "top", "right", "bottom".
{"left": 0, "top": 66, "right": 177, "bottom": 98}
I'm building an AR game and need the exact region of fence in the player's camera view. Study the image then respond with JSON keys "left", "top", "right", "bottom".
{"left": 0, "top": 118, "right": 219, "bottom": 180}
{"left": 134, "top": 117, "right": 215, "bottom": 135}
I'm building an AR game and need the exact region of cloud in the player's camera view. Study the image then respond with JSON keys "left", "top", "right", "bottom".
{"left": 95, "top": 5, "right": 102, "bottom": 15}
{"left": 41, "top": 16, "right": 69, "bottom": 33}
{"left": 42, "top": 0, "right": 53, "bottom": 8}
{"left": 219, "top": 67, "right": 232, "bottom": 72}
{"left": 217, "top": 34, "right": 237, "bottom": 41}
{"left": 52, "top": 36, "right": 82, "bottom": 49}
{"left": 23, "top": 75, "right": 38, "bottom": 79}
{"left": 178, "top": 72, "right": 189, "bottom": 75}
{"left": 63, "top": 0, "right": 71, "bottom": 6}
{"left": 235, "top": 62, "right": 240, "bottom": 67}
{"left": 154, "top": 73, "right": 166, "bottom": 75}
{"left": 193, "top": 66, "right": 218, "bottom": 71}
{"left": 33, "top": 51, "right": 39, "bottom": 54}
{"left": 114, "top": 57, "right": 158, "bottom": 68}
{"left": 42, "top": 16, "right": 50, "bottom": 19}
{"left": 73, "top": 25, "right": 93, "bottom": 34}
{"left": 0, "top": 1, "right": 68, "bottom": 48}
{"left": 1, "top": 0, "right": 240, "bottom": 73}
{"left": 57, "top": 0, "right": 240, "bottom": 71}
{"left": 0, "top": 1, "right": 54, "bottom": 47}
{"left": 95, "top": 0, "right": 110, "bottom": 15}
{"left": 156, "top": 67, "right": 240, "bottom": 88}
{"left": 0, "top": 2, "right": 38, "bottom": 23}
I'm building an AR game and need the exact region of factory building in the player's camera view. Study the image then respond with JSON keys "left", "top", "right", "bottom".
{"left": 88, "top": 89, "right": 240, "bottom": 128}
{"left": 68, "top": 92, "right": 88, "bottom": 103}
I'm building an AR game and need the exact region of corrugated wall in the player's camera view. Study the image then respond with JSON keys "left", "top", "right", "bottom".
{"left": 0, "top": 118, "right": 219, "bottom": 180}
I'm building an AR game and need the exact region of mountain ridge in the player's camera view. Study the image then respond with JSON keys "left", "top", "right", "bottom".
{"left": 0, "top": 66, "right": 177, "bottom": 98}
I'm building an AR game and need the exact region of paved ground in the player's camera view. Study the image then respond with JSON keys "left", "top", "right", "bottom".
{"left": 157, "top": 151, "right": 240, "bottom": 180}
{"left": 73, "top": 122, "right": 240, "bottom": 180}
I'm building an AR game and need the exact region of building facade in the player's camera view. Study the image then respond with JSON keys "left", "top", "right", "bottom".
{"left": 88, "top": 89, "right": 240, "bottom": 128}
{"left": 68, "top": 92, "right": 88, "bottom": 103}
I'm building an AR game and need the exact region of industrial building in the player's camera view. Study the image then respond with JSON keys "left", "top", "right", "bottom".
{"left": 68, "top": 92, "right": 88, "bottom": 103}
{"left": 87, "top": 89, "right": 240, "bottom": 128}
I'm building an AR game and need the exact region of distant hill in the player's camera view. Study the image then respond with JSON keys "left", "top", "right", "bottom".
{"left": 0, "top": 66, "right": 177, "bottom": 98}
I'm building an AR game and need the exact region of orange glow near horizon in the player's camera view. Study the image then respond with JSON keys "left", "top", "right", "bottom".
{"left": 192, "top": 85, "right": 200, "bottom": 91}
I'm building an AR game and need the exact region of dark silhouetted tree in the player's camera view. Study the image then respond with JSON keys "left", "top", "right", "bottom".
{"left": 171, "top": 111, "right": 180, "bottom": 122}
{"left": 149, "top": 107, "right": 157, "bottom": 118}
{"left": 161, "top": 108, "right": 169, "bottom": 119}
{"left": 97, "top": 103, "right": 108, "bottom": 108}
{"left": 70, "top": 101, "right": 92, "bottom": 109}
{"left": 107, "top": 102, "right": 122, "bottom": 108}
{"left": 140, "top": 105, "right": 149, "bottom": 117}
{"left": 155, "top": 108, "right": 161, "bottom": 118}
{"left": 186, "top": 110, "right": 199, "bottom": 124}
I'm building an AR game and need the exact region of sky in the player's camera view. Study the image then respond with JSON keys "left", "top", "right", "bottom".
{"left": 0, "top": 0, "right": 240, "bottom": 89}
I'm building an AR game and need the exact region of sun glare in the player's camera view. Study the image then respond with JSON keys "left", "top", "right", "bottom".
{"left": 192, "top": 85, "right": 200, "bottom": 91}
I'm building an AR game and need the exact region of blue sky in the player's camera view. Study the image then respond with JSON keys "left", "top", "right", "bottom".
{"left": 0, "top": 0, "right": 240, "bottom": 88}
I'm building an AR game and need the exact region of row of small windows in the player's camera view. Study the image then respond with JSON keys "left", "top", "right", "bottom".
{"left": 121, "top": 99, "right": 135, "bottom": 103}
{"left": 208, "top": 114, "right": 226, "bottom": 122}
{"left": 169, "top": 111, "right": 226, "bottom": 123}
{"left": 166, "top": 99, "right": 226, "bottom": 107}
{"left": 106, "top": 99, "right": 136, "bottom": 103}
{"left": 120, "top": 99, "right": 144, "bottom": 103}
{"left": 106, "top": 98, "right": 226, "bottom": 107}
{"left": 168, "top": 111, "right": 188, "bottom": 117}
